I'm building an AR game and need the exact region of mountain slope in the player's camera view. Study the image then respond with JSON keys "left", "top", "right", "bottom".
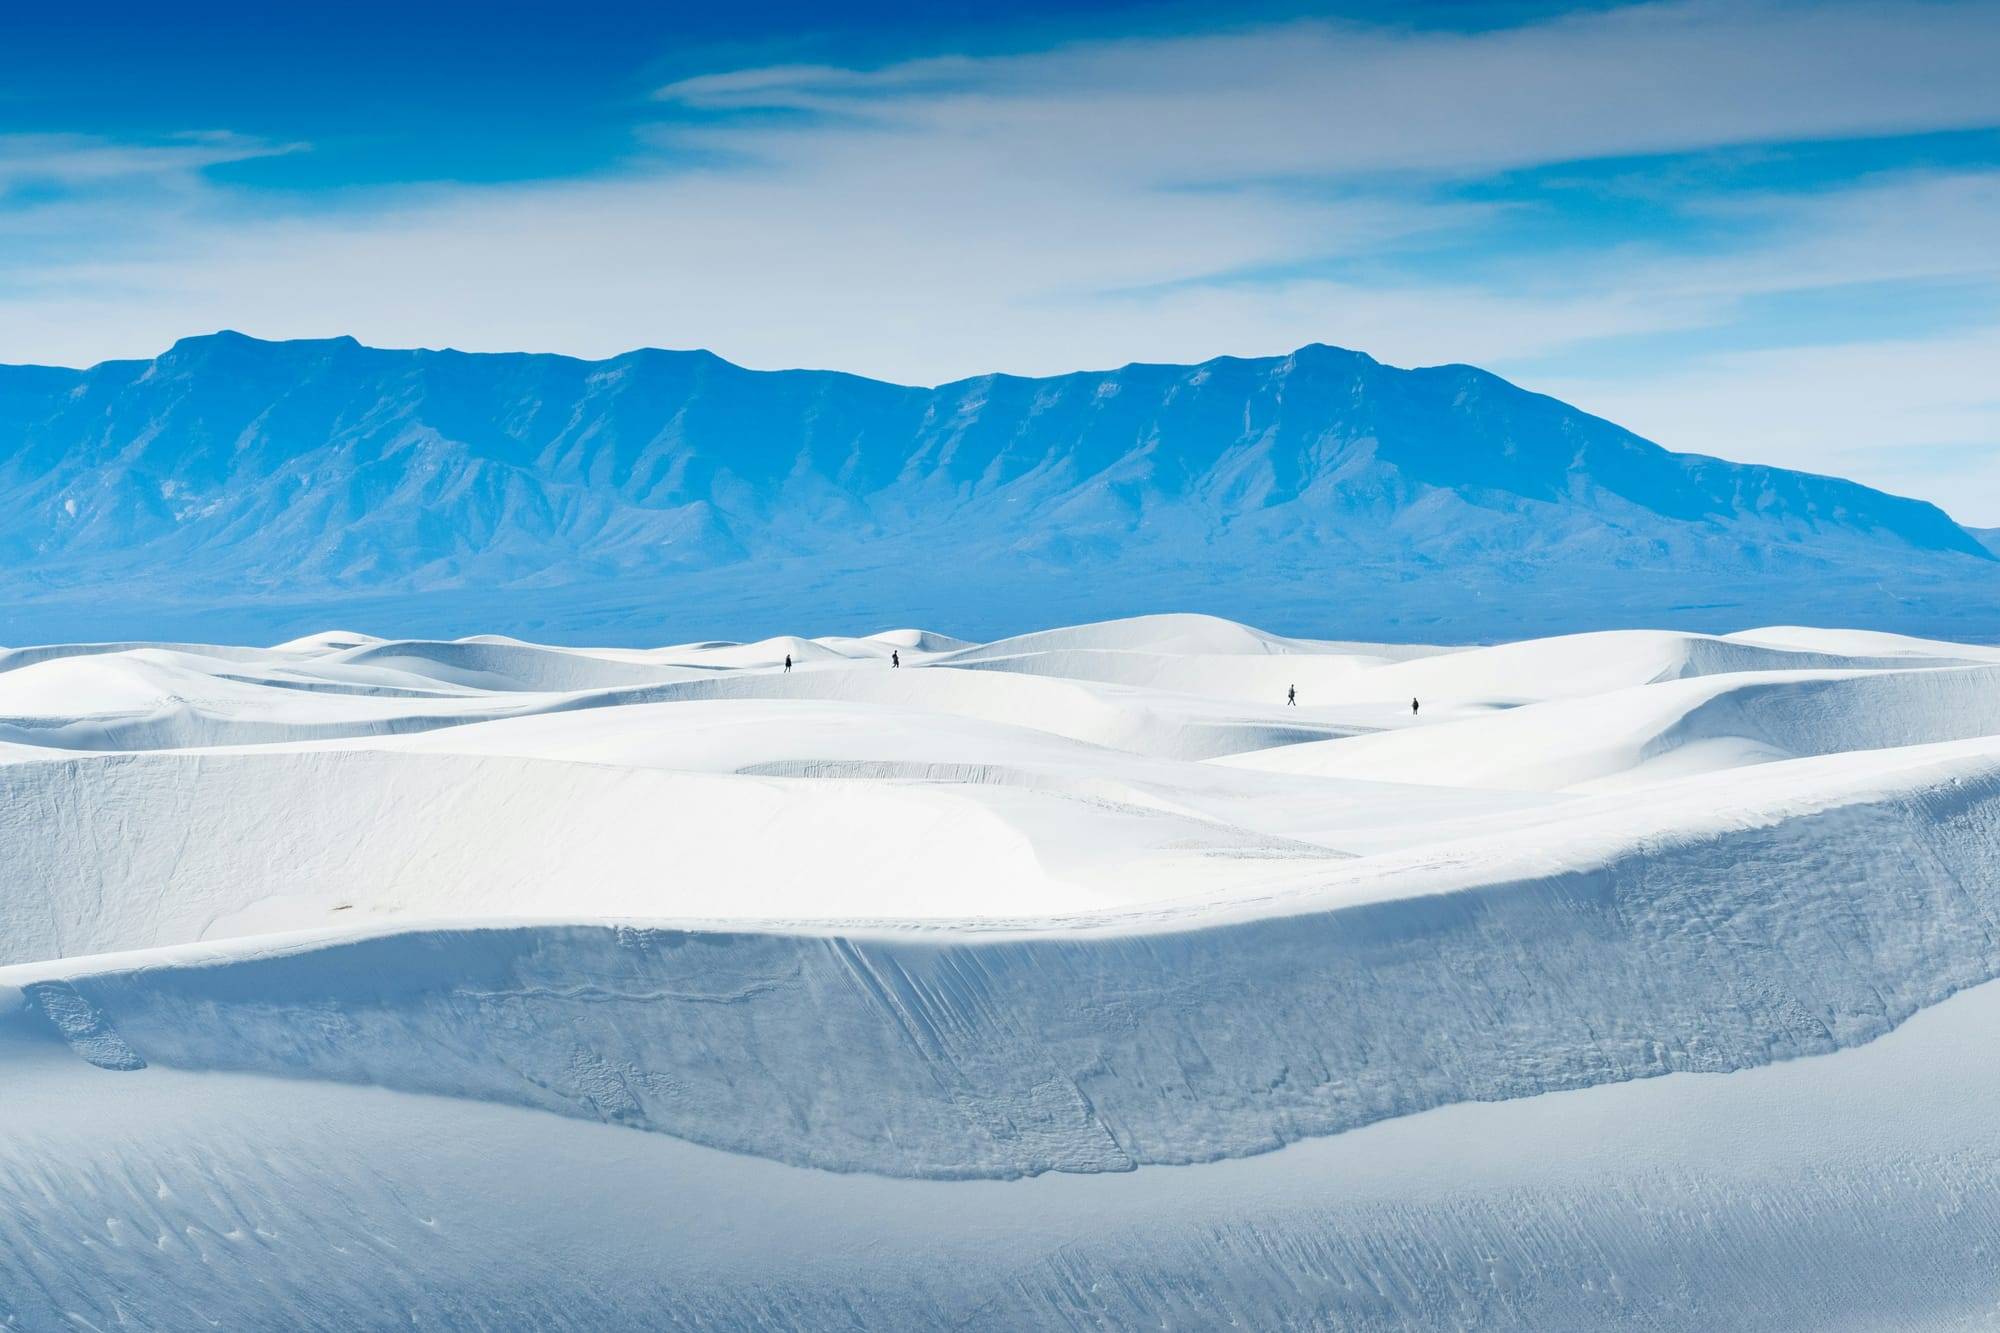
{"left": 0, "top": 333, "right": 1990, "bottom": 644}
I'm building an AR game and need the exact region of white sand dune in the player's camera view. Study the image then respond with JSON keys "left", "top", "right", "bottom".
{"left": 3, "top": 612, "right": 1998, "bottom": 1325}
{"left": 1224, "top": 662, "right": 2000, "bottom": 792}
{"left": 333, "top": 637, "right": 717, "bottom": 691}
{"left": 7, "top": 962, "right": 1999, "bottom": 1329}
{"left": 1724, "top": 624, "right": 2000, "bottom": 660}
{"left": 938, "top": 610, "right": 1440, "bottom": 659}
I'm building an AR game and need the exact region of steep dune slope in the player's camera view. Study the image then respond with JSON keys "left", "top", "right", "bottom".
{"left": 6, "top": 977, "right": 2000, "bottom": 1330}
{"left": 13, "top": 729, "right": 2000, "bottom": 1180}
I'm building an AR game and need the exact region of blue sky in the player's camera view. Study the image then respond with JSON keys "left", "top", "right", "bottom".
{"left": 3, "top": 0, "right": 1998, "bottom": 521}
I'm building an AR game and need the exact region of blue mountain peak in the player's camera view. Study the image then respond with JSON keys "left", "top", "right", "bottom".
{"left": 0, "top": 335, "right": 1989, "bottom": 644}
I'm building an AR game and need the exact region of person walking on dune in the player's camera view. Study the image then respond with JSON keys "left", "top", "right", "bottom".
{"left": 892, "top": 649, "right": 900, "bottom": 669}
{"left": 1287, "top": 684, "right": 1296, "bottom": 706}
{"left": 1411, "top": 697, "right": 1420, "bottom": 717}
{"left": 784, "top": 653, "right": 792, "bottom": 673}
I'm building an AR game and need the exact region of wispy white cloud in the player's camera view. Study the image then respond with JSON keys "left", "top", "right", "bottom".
{"left": 654, "top": 57, "right": 989, "bottom": 112}
{"left": 0, "top": 132, "right": 295, "bottom": 190}
{"left": 0, "top": 132, "right": 304, "bottom": 270}
{"left": 653, "top": 1, "right": 2000, "bottom": 178}
{"left": 1535, "top": 326, "right": 2000, "bottom": 524}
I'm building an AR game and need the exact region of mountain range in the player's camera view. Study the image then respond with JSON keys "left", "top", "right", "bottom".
{"left": 0, "top": 331, "right": 1991, "bottom": 644}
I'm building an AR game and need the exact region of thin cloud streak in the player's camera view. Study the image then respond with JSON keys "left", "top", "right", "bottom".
{"left": 1537, "top": 326, "right": 2000, "bottom": 525}
{"left": 655, "top": 1, "right": 2000, "bottom": 178}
